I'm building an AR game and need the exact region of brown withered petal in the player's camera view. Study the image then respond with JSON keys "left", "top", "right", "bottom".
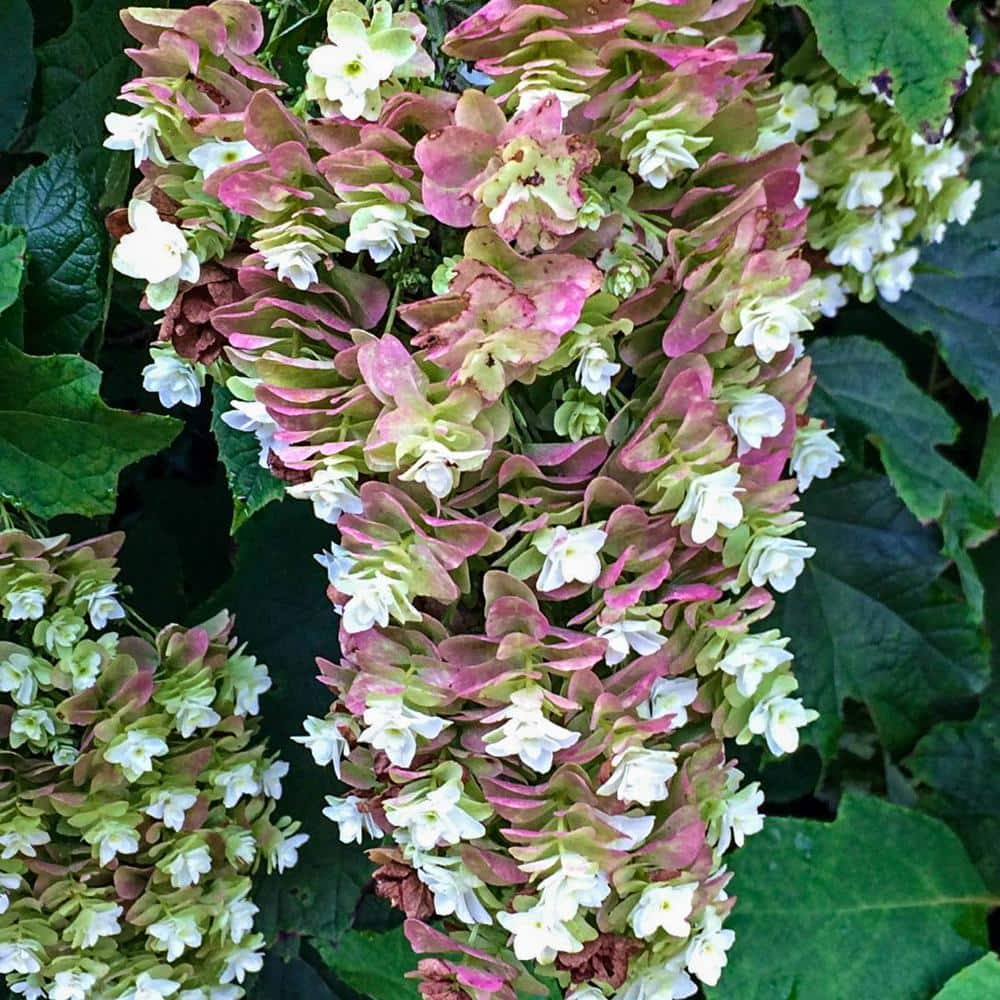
{"left": 554, "top": 933, "right": 642, "bottom": 989}
{"left": 159, "top": 262, "right": 240, "bottom": 364}
{"left": 373, "top": 861, "right": 435, "bottom": 919}
{"left": 105, "top": 207, "right": 131, "bottom": 242}
{"left": 416, "top": 959, "right": 472, "bottom": 1000}
{"left": 267, "top": 450, "right": 311, "bottom": 485}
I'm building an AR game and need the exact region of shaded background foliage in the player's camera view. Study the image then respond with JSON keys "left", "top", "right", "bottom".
{"left": 0, "top": 0, "right": 998, "bottom": 997}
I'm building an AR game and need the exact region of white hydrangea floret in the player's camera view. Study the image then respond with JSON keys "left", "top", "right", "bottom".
{"left": 638, "top": 676, "right": 699, "bottom": 727}
{"left": 359, "top": 692, "right": 450, "bottom": 768}
{"left": 104, "top": 110, "right": 168, "bottom": 168}
{"left": 629, "top": 882, "right": 698, "bottom": 939}
{"left": 189, "top": 139, "right": 260, "bottom": 177}
{"left": 838, "top": 168, "right": 894, "bottom": 210}
{"left": 141, "top": 345, "right": 205, "bottom": 409}
{"left": 745, "top": 534, "right": 816, "bottom": 593}
{"left": 323, "top": 794, "right": 383, "bottom": 843}
{"left": 674, "top": 466, "right": 744, "bottom": 544}
{"left": 624, "top": 127, "right": 713, "bottom": 189}
{"left": 533, "top": 524, "right": 608, "bottom": 593}
{"left": 719, "top": 631, "right": 794, "bottom": 698}
{"left": 597, "top": 616, "right": 666, "bottom": 666}
{"left": 686, "top": 906, "right": 736, "bottom": 986}
{"left": 747, "top": 682, "right": 818, "bottom": 756}
{"left": 286, "top": 462, "right": 363, "bottom": 524}
{"left": 112, "top": 199, "right": 200, "bottom": 310}
{"left": 736, "top": 294, "right": 813, "bottom": 363}
{"left": 726, "top": 392, "right": 786, "bottom": 456}
{"left": 482, "top": 684, "right": 580, "bottom": 772}
{"left": 791, "top": 420, "right": 843, "bottom": 490}
{"left": 293, "top": 715, "right": 352, "bottom": 777}
{"left": 873, "top": 247, "right": 919, "bottom": 302}
{"left": 344, "top": 203, "right": 430, "bottom": 263}
{"left": 597, "top": 745, "right": 678, "bottom": 806}
{"left": 575, "top": 343, "right": 622, "bottom": 396}
{"left": 103, "top": 729, "right": 169, "bottom": 781}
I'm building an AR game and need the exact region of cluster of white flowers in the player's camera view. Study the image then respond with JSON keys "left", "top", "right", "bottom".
{"left": 769, "top": 65, "right": 984, "bottom": 305}
{"left": 0, "top": 531, "right": 302, "bottom": 1000}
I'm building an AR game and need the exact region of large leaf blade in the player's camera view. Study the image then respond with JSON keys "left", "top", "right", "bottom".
{"left": 0, "top": 152, "right": 106, "bottom": 354}
{"left": 775, "top": 474, "right": 988, "bottom": 759}
{"left": 883, "top": 154, "right": 1000, "bottom": 412}
{"left": 790, "top": 0, "right": 969, "bottom": 132}
{"left": 0, "top": 341, "right": 180, "bottom": 518}
{"left": 709, "top": 794, "right": 992, "bottom": 1000}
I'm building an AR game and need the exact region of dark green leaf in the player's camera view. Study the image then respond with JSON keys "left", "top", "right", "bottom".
{"left": 775, "top": 473, "right": 988, "bottom": 759}
{"left": 211, "top": 385, "right": 286, "bottom": 531}
{"left": 0, "top": 0, "right": 35, "bottom": 151}
{"left": 932, "top": 954, "right": 1000, "bottom": 999}
{"left": 317, "top": 927, "right": 420, "bottom": 1000}
{"left": 979, "top": 417, "right": 1000, "bottom": 514}
{"left": 201, "top": 502, "right": 364, "bottom": 945}
{"left": 0, "top": 226, "right": 27, "bottom": 315}
{"left": 255, "top": 826, "right": 373, "bottom": 950}
{"left": 810, "top": 336, "right": 994, "bottom": 545}
{"left": 29, "top": 0, "right": 132, "bottom": 190}
{"left": 972, "top": 76, "right": 1000, "bottom": 146}
{"left": 883, "top": 154, "right": 1000, "bottom": 411}
{"left": 0, "top": 152, "right": 105, "bottom": 354}
{"left": 0, "top": 225, "right": 27, "bottom": 347}
{"left": 908, "top": 683, "right": 1000, "bottom": 893}
{"left": 708, "top": 794, "right": 992, "bottom": 1000}
{"left": 0, "top": 340, "right": 180, "bottom": 518}
{"left": 789, "top": 0, "right": 969, "bottom": 131}
{"left": 251, "top": 954, "right": 341, "bottom": 1000}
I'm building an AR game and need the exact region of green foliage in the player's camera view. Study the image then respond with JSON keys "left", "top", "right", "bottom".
{"left": 0, "top": 152, "right": 106, "bottom": 353}
{"left": 883, "top": 154, "right": 1000, "bottom": 411}
{"left": 810, "top": 336, "right": 993, "bottom": 537}
{"left": 29, "top": 0, "right": 133, "bottom": 193}
{"left": 787, "top": 0, "right": 970, "bottom": 131}
{"left": 809, "top": 334, "right": 994, "bottom": 618}
{"left": 933, "top": 954, "right": 1000, "bottom": 999}
{"left": 709, "top": 794, "right": 993, "bottom": 1000}
{"left": 0, "top": 0, "right": 35, "bottom": 151}
{"left": 908, "top": 684, "right": 1000, "bottom": 892}
{"left": 317, "top": 927, "right": 420, "bottom": 1000}
{"left": 0, "top": 2, "right": 995, "bottom": 997}
{"left": 211, "top": 385, "right": 287, "bottom": 531}
{"left": 251, "top": 955, "right": 341, "bottom": 1000}
{"left": 201, "top": 502, "right": 371, "bottom": 969}
{"left": 0, "top": 340, "right": 180, "bottom": 518}
{"left": 0, "top": 225, "right": 27, "bottom": 346}
{"left": 776, "top": 474, "right": 989, "bottom": 759}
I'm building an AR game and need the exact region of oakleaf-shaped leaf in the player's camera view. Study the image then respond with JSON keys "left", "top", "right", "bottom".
{"left": 908, "top": 684, "right": 1000, "bottom": 893}
{"left": 708, "top": 794, "right": 993, "bottom": 1000}
{"left": 775, "top": 474, "right": 988, "bottom": 759}
{"left": 30, "top": 0, "right": 132, "bottom": 191}
{"left": 0, "top": 152, "right": 106, "bottom": 353}
{"left": 790, "top": 0, "right": 969, "bottom": 132}
{"left": 883, "top": 154, "right": 1000, "bottom": 412}
{"left": 0, "top": 341, "right": 180, "bottom": 518}
{"left": 809, "top": 336, "right": 994, "bottom": 545}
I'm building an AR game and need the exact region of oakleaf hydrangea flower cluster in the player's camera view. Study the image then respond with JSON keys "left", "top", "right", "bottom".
{"left": 0, "top": 529, "right": 303, "bottom": 999}
{"left": 755, "top": 50, "right": 983, "bottom": 305}
{"left": 103, "top": 0, "right": 971, "bottom": 996}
